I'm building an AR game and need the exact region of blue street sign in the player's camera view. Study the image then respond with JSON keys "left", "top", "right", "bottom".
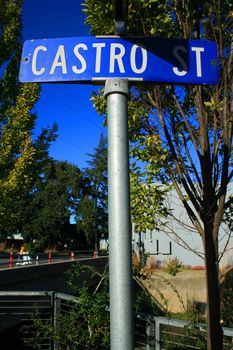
{"left": 19, "top": 36, "right": 219, "bottom": 85}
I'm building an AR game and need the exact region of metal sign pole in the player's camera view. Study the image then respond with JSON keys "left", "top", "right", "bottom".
{"left": 104, "top": 78, "right": 133, "bottom": 350}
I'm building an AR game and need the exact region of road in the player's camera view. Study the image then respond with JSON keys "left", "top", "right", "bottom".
{"left": 0, "top": 251, "right": 99, "bottom": 269}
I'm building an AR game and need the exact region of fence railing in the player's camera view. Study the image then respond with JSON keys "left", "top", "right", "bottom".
{"left": 0, "top": 291, "right": 232, "bottom": 349}
{"left": 0, "top": 291, "right": 53, "bottom": 349}
{"left": 135, "top": 314, "right": 233, "bottom": 350}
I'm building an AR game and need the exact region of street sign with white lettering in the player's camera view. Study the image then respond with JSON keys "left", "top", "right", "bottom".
{"left": 19, "top": 36, "right": 218, "bottom": 85}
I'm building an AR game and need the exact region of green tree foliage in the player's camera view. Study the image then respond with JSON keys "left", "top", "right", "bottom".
{"left": 20, "top": 160, "right": 84, "bottom": 250}
{"left": 83, "top": 1, "right": 233, "bottom": 349}
{"left": 0, "top": 0, "right": 57, "bottom": 235}
{"left": 17, "top": 135, "right": 108, "bottom": 251}
{"left": 76, "top": 134, "right": 108, "bottom": 249}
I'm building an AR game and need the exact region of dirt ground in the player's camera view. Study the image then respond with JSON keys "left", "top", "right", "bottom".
{"left": 141, "top": 269, "right": 206, "bottom": 313}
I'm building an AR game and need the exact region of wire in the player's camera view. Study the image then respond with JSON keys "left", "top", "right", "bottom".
{"left": 56, "top": 84, "right": 98, "bottom": 115}
{"left": 41, "top": 86, "right": 103, "bottom": 130}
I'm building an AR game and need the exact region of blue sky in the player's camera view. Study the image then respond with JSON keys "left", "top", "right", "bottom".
{"left": 22, "top": 0, "right": 106, "bottom": 169}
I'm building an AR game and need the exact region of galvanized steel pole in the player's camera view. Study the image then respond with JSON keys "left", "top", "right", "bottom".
{"left": 104, "top": 78, "right": 133, "bottom": 350}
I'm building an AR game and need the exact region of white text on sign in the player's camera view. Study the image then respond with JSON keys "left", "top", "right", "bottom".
{"left": 31, "top": 43, "right": 205, "bottom": 78}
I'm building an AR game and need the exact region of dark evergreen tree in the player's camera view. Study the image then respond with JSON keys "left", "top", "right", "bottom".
{"left": 19, "top": 160, "right": 84, "bottom": 250}
{"left": 76, "top": 134, "right": 108, "bottom": 250}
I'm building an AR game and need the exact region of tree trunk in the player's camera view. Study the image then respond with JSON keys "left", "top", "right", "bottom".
{"left": 203, "top": 224, "right": 223, "bottom": 350}
{"left": 94, "top": 232, "right": 99, "bottom": 252}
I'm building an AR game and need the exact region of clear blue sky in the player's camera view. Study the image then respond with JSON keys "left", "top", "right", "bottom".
{"left": 22, "top": 0, "right": 106, "bottom": 169}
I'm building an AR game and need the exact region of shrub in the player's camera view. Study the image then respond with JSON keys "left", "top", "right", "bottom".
{"left": 23, "top": 263, "right": 110, "bottom": 349}
{"left": 163, "top": 257, "right": 183, "bottom": 276}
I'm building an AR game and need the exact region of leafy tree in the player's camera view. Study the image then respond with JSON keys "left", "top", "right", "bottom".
{"left": 82, "top": 1, "right": 233, "bottom": 349}
{"left": 19, "top": 160, "right": 84, "bottom": 250}
{"left": 76, "top": 134, "right": 108, "bottom": 250}
{"left": 0, "top": 0, "right": 57, "bottom": 235}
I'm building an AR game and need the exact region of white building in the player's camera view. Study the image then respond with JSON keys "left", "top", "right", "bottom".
{"left": 132, "top": 183, "right": 233, "bottom": 268}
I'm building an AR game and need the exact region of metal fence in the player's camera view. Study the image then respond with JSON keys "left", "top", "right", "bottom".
{"left": 135, "top": 314, "right": 233, "bottom": 350}
{"left": 0, "top": 291, "right": 53, "bottom": 349}
{"left": 0, "top": 291, "right": 233, "bottom": 350}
